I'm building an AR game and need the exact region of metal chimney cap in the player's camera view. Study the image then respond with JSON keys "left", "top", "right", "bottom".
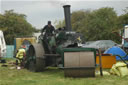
{"left": 63, "top": 5, "right": 71, "bottom": 8}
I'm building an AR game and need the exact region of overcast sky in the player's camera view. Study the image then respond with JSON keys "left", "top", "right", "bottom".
{"left": 0, "top": 0, "right": 128, "bottom": 29}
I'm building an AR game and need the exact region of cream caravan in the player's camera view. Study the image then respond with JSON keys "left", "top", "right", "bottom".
{"left": 0, "top": 30, "right": 6, "bottom": 58}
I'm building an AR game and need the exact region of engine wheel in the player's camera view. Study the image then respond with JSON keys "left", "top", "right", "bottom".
{"left": 27, "top": 43, "right": 46, "bottom": 72}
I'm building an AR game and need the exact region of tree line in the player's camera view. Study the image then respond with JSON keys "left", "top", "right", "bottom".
{"left": 0, "top": 10, "right": 36, "bottom": 44}
{"left": 55, "top": 7, "right": 128, "bottom": 43}
{"left": 0, "top": 7, "right": 128, "bottom": 44}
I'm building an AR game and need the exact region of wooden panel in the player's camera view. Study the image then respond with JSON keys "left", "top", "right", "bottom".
{"left": 64, "top": 52, "right": 79, "bottom": 67}
{"left": 80, "top": 52, "right": 95, "bottom": 67}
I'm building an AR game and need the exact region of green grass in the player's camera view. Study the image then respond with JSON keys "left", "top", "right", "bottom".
{"left": 0, "top": 59, "right": 128, "bottom": 85}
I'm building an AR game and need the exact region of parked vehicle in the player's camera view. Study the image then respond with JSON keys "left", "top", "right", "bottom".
{"left": 122, "top": 25, "right": 128, "bottom": 48}
{"left": 25, "top": 5, "right": 87, "bottom": 73}
{"left": 0, "top": 30, "right": 6, "bottom": 58}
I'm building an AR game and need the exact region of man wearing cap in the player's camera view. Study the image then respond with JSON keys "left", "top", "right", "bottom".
{"left": 41, "top": 21, "right": 55, "bottom": 36}
{"left": 41, "top": 21, "right": 56, "bottom": 53}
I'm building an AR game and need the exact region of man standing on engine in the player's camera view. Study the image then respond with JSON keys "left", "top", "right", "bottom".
{"left": 41, "top": 21, "right": 55, "bottom": 37}
{"left": 41, "top": 21, "right": 56, "bottom": 53}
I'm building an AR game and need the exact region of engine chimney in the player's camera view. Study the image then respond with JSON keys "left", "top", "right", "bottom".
{"left": 63, "top": 5, "right": 72, "bottom": 31}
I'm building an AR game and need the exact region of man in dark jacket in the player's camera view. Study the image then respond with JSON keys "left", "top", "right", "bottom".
{"left": 41, "top": 21, "right": 56, "bottom": 53}
{"left": 41, "top": 21, "right": 55, "bottom": 36}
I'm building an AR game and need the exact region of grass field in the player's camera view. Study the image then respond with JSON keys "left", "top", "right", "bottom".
{"left": 0, "top": 59, "right": 128, "bottom": 85}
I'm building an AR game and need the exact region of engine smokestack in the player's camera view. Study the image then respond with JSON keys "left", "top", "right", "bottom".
{"left": 63, "top": 5, "right": 72, "bottom": 31}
